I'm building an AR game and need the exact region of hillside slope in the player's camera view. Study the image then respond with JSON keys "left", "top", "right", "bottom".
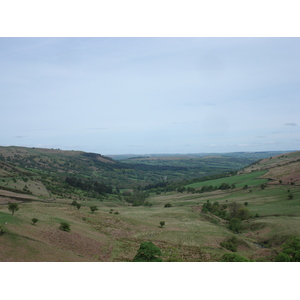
{"left": 1, "top": 147, "right": 299, "bottom": 262}
{"left": 240, "top": 150, "right": 300, "bottom": 184}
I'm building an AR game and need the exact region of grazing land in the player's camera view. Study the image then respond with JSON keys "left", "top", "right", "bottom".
{"left": 0, "top": 146, "right": 299, "bottom": 261}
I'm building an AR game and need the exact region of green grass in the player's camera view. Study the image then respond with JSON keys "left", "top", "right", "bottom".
{"left": 0, "top": 211, "right": 22, "bottom": 225}
{"left": 186, "top": 170, "right": 268, "bottom": 189}
{"left": 1, "top": 146, "right": 299, "bottom": 262}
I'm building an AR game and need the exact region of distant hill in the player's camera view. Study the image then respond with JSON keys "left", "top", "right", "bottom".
{"left": 0, "top": 146, "right": 298, "bottom": 203}
{"left": 239, "top": 150, "right": 300, "bottom": 185}
{"left": 109, "top": 151, "right": 290, "bottom": 161}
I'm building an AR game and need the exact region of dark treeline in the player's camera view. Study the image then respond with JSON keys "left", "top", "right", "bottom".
{"left": 184, "top": 171, "right": 237, "bottom": 185}
{"left": 127, "top": 163, "right": 188, "bottom": 172}
{"left": 143, "top": 181, "right": 168, "bottom": 190}
{"left": 142, "top": 171, "right": 237, "bottom": 193}
{"left": 65, "top": 177, "right": 113, "bottom": 195}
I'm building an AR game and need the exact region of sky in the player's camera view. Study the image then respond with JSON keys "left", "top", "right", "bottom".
{"left": 1, "top": 37, "right": 300, "bottom": 155}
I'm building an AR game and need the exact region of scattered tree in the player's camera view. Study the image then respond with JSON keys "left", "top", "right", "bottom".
{"left": 8, "top": 202, "right": 19, "bottom": 215}
{"left": 220, "top": 236, "right": 238, "bottom": 252}
{"left": 59, "top": 221, "right": 70, "bottom": 232}
{"left": 160, "top": 221, "right": 165, "bottom": 228}
{"left": 31, "top": 218, "right": 39, "bottom": 225}
{"left": 164, "top": 203, "right": 172, "bottom": 208}
{"left": 228, "top": 202, "right": 240, "bottom": 219}
{"left": 76, "top": 203, "right": 81, "bottom": 210}
{"left": 133, "top": 242, "right": 163, "bottom": 262}
{"left": 228, "top": 218, "right": 242, "bottom": 233}
{"left": 236, "top": 206, "right": 250, "bottom": 220}
{"left": 260, "top": 183, "right": 267, "bottom": 190}
{"left": 90, "top": 205, "right": 98, "bottom": 213}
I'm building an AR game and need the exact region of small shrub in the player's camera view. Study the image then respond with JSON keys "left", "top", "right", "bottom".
{"left": 59, "top": 222, "right": 70, "bottom": 232}
{"left": 90, "top": 206, "right": 98, "bottom": 213}
{"left": 220, "top": 236, "right": 238, "bottom": 252}
{"left": 164, "top": 203, "right": 172, "bottom": 208}
{"left": 236, "top": 207, "right": 250, "bottom": 220}
{"left": 31, "top": 218, "right": 39, "bottom": 225}
{"left": 133, "top": 242, "right": 163, "bottom": 262}
{"left": 260, "top": 184, "right": 267, "bottom": 190}
{"left": 228, "top": 218, "right": 242, "bottom": 233}
{"left": 71, "top": 200, "right": 78, "bottom": 206}
{"left": 76, "top": 203, "right": 81, "bottom": 210}
{"left": 0, "top": 226, "right": 5, "bottom": 236}
{"left": 275, "top": 253, "right": 291, "bottom": 262}
{"left": 221, "top": 253, "right": 250, "bottom": 262}
{"left": 160, "top": 221, "right": 165, "bottom": 227}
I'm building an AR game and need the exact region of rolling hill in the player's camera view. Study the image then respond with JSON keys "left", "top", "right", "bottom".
{"left": 0, "top": 146, "right": 299, "bottom": 261}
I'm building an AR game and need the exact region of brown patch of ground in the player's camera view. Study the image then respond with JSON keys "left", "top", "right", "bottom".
{"left": 249, "top": 248, "right": 277, "bottom": 261}
{"left": 0, "top": 196, "right": 21, "bottom": 205}
{"left": 261, "top": 160, "right": 300, "bottom": 184}
{"left": 0, "top": 189, "right": 39, "bottom": 201}
{"left": 40, "top": 228, "right": 110, "bottom": 261}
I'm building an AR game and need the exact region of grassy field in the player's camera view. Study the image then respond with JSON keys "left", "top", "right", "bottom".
{"left": 1, "top": 148, "right": 300, "bottom": 262}
{"left": 185, "top": 170, "right": 269, "bottom": 189}
{"left": 1, "top": 177, "right": 299, "bottom": 262}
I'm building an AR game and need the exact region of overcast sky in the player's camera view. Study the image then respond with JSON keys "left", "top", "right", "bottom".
{"left": 1, "top": 37, "right": 299, "bottom": 154}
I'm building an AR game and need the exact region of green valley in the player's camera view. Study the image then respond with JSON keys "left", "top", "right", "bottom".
{"left": 0, "top": 146, "right": 299, "bottom": 262}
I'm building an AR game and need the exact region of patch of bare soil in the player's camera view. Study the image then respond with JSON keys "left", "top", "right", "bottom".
{"left": 0, "top": 196, "right": 20, "bottom": 205}
{"left": 262, "top": 161, "right": 300, "bottom": 184}
{"left": 0, "top": 189, "right": 39, "bottom": 200}
{"left": 41, "top": 228, "right": 110, "bottom": 261}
